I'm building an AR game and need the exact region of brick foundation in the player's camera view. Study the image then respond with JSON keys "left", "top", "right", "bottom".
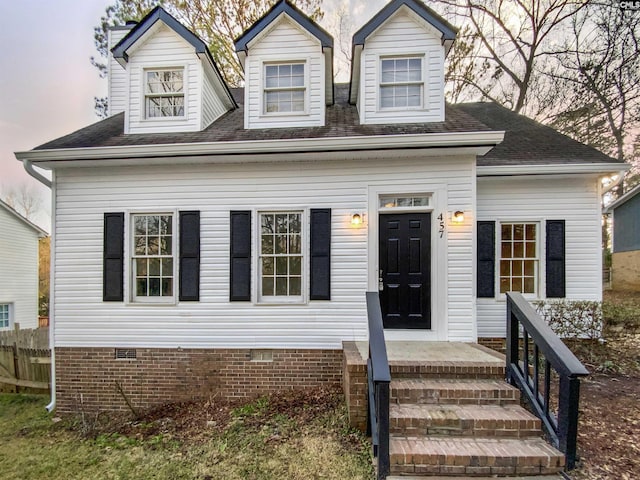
{"left": 477, "top": 337, "right": 507, "bottom": 354}
{"left": 342, "top": 342, "right": 368, "bottom": 431}
{"left": 55, "top": 347, "right": 342, "bottom": 414}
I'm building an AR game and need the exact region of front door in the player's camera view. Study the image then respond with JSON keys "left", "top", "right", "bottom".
{"left": 379, "top": 213, "right": 431, "bottom": 329}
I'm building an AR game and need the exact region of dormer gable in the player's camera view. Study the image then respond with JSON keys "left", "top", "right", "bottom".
{"left": 349, "top": 0, "right": 457, "bottom": 125}
{"left": 109, "top": 7, "right": 236, "bottom": 134}
{"left": 234, "top": 0, "right": 334, "bottom": 129}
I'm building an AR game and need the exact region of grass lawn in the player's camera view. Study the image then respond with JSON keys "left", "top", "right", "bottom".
{"left": 0, "top": 387, "right": 373, "bottom": 480}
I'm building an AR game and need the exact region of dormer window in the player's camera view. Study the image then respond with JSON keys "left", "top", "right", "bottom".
{"left": 380, "top": 57, "right": 423, "bottom": 109}
{"left": 145, "top": 69, "right": 185, "bottom": 118}
{"left": 264, "top": 62, "right": 305, "bottom": 114}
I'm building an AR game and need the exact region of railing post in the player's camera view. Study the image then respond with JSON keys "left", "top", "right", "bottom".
{"left": 557, "top": 375, "right": 582, "bottom": 470}
{"left": 505, "top": 294, "right": 518, "bottom": 386}
{"left": 377, "top": 381, "right": 390, "bottom": 480}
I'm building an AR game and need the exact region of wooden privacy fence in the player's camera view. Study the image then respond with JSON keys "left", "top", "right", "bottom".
{"left": 0, "top": 326, "right": 50, "bottom": 392}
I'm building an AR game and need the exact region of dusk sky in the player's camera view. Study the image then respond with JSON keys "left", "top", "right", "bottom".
{"left": 0, "top": 0, "right": 388, "bottom": 230}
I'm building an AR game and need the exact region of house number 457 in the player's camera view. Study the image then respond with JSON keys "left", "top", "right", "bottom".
{"left": 438, "top": 213, "right": 445, "bottom": 238}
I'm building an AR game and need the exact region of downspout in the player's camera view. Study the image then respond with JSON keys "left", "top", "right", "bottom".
{"left": 22, "top": 160, "right": 55, "bottom": 412}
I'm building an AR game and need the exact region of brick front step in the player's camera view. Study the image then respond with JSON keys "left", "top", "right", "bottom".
{"left": 390, "top": 404, "right": 542, "bottom": 438}
{"left": 389, "top": 436, "right": 565, "bottom": 476}
{"left": 390, "top": 362, "right": 506, "bottom": 380}
{"left": 391, "top": 379, "right": 520, "bottom": 406}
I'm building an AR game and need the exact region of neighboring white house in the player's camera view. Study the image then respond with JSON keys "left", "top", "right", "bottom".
{"left": 15, "top": 0, "right": 626, "bottom": 413}
{"left": 0, "top": 199, "right": 47, "bottom": 331}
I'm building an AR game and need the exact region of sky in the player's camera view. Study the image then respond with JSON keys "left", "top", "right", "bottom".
{"left": 0, "top": 0, "right": 388, "bottom": 231}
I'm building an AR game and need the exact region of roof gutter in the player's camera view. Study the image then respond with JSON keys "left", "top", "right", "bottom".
{"left": 477, "top": 163, "right": 629, "bottom": 176}
{"left": 22, "top": 159, "right": 55, "bottom": 412}
{"left": 16, "top": 131, "right": 506, "bottom": 164}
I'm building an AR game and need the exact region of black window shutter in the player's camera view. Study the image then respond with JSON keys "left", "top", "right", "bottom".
{"left": 546, "top": 220, "right": 566, "bottom": 298}
{"left": 477, "top": 221, "right": 495, "bottom": 298}
{"left": 310, "top": 208, "right": 331, "bottom": 300}
{"left": 103, "top": 213, "right": 124, "bottom": 302}
{"left": 230, "top": 211, "right": 251, "bottom": 301}
{"left": 179, "top": 211, "right": 200, "bottom": 301}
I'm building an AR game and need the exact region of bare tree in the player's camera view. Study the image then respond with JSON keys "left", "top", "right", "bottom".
{"left": 547, "top": 3, "right": 640, "bottom": 164}
{"left": 2, "top": 183, "right": 43, "bottom": 221}
{"left": 436, "top": 0, "right": 588, "bottom": 117}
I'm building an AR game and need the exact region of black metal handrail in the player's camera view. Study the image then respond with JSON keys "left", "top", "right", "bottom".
{"left": 506, "top": 292, "right": 589, "bottom": 470}
{"left": 366, "top": 292, "right": 391, "bottom": 480}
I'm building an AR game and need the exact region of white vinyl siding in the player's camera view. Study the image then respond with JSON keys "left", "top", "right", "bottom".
{"left": 476, "top": 176, "right": 603, "bottom": 338}
{"left": 108, "top": 28, "right": 130, "bottom": 116}
{"left": 126, "top": 24, "right": 201, "bottom": 134}
{"left": 358, "top": 9, "right": 445, "bottom": 124}
{"left": 52, "top": 154, "right": 476, "bottom": 349}
{"left": 0, "top": 206, "right": 41, "bottom": 330}
{"left": 201, "top": 64, "right": 228, "bottom": 129}
{"left": 244, "top": 16, "right": 325, "bottom": 128}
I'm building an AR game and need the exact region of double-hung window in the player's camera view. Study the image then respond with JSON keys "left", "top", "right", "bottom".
{"left": 145, "top": 69, "right": 184, "bottom": 118}
{"left": 264, "top": 63, "right": 305, "bottom": 114}
{"left": 259, "top": 212, "right": 303, "bottom": 301}
{"left": 380, "top": 57, "right": 423, "bottom": 109}
{"left": 0, "top": 304, "right": 10, "bottom": 329}
{"left": 499, "top": 223, "right": 539, "bottom": 295}
{"left": 132, "top": 214, "right": 175, "bottom": 302}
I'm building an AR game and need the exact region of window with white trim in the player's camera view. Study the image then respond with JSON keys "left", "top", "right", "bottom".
{"left": 264, "top": 63, "right": 305, "bottom": 114}
{"left": 0, "top": 304, "right": 10, "bottom": 329}
{"left": 259, "top": 212, "right": 303, "bottom": 301}
{"left": 145, "top": 69, "right": 184, "bottom": 118}
{"left": 132, "top": 214, "right": 175, "bottom": 301}
{"left": 499, "top": 223, "right": 539, "bottom": 295}
{"left": 380, "top": 57, "right": 423, "bottom": 109}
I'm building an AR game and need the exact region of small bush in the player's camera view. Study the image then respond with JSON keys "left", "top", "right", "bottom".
{"left": 533, "top": 300, "right": 603, "bottom": 340}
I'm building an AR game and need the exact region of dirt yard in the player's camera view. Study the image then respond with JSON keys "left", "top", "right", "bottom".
{"left": 567, "top": 290, "right": 640, "bottom": 479}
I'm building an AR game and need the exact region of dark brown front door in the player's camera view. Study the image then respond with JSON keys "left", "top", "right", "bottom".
{"left": 379, "top": 213, "right": 431, "bottom": 329}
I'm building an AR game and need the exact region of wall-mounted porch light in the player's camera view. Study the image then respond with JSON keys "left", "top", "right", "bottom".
{"left": 351, "top": 213, "right": 364, "bottom": 227}
{"left": 452, "top": 210, "right": 465, "bottom": 224}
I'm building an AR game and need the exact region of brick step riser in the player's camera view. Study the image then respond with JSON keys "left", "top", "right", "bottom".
{"left": 390, "top": 463, "right": 564, "bottom": 477}
{"left": 389, "top": 419, "right": 542, "bottom": 438}
{"left": 391, "top": 371, "right": 506, "bottom": 380}
{"left": 391, "top": 391, "right": 520, "bottom": 406}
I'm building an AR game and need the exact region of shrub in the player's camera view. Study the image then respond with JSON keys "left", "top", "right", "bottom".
{"left": 533, "top": 300, "right": 603, "bottom": 340}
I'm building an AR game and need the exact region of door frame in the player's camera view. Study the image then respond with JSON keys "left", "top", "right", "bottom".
{"left": 367, "top": 184, "right": 448, "bottom": 341}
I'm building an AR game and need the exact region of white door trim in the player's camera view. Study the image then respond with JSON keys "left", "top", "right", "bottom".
{"left": 367, "top": 184, "right": 448, "bottom": 341}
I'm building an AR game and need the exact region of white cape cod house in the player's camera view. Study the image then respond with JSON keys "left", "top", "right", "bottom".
{"left": 16, "top": 0, "right": 623, "bottom": 418}
{"left": 0, "top": 200, "right": 47, "bottom": 331}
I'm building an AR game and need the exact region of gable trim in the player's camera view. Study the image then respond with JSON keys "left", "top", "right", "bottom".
{"left": 0, "top": 199, "right": 48, "bottom": 237}
{"left": 352, "top": 0, "right": 457, "bottom": 47}
{"left": 112, "top": 7, "right": 205, "bottom": 64}
{"left": 111, "top": 6, "right": 237, "bottom": 109}
{"left": 604, "top": 183, "right": 640, "bottom": 213}
{"left": 234, "top": 0, "right": 333, "bottom": 54}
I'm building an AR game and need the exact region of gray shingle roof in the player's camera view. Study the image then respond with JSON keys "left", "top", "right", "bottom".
{"left": 457, "top": 102, "right": 618, "bottom": 165}
{"left": 35, "top": 85, "right": 620, "bottom": 167}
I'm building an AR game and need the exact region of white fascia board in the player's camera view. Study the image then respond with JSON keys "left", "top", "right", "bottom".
{"left": 15, "top": 130, "right": 505, "bottom": 166}
{"left": 477, "top": 163, "right": 629, "bottom": 177}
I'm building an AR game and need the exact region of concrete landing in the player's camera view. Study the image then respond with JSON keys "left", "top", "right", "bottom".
{"left": 355, "top": 341, "right": 504, "bottom": 364}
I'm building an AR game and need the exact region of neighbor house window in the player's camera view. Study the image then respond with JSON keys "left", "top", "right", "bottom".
{"left": 380, "top": 57, "right": 423, "bottom": 109}
{"left": 499, "top": 223, "right": 539, "bottom": 295}
{"left": 132, "top": 214, "right": 175, "bottom": 301}
{"left": 145, "top": 69, "right": 184, "bottom": 118}
{"left": 264, "top": 63, "right": 305, "bottom": 114}
{"left": 0, "top": 304, "right": 10, "bottom": 329}
{"left": 259, "top": 212, "right": 303, "bottom": 300}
